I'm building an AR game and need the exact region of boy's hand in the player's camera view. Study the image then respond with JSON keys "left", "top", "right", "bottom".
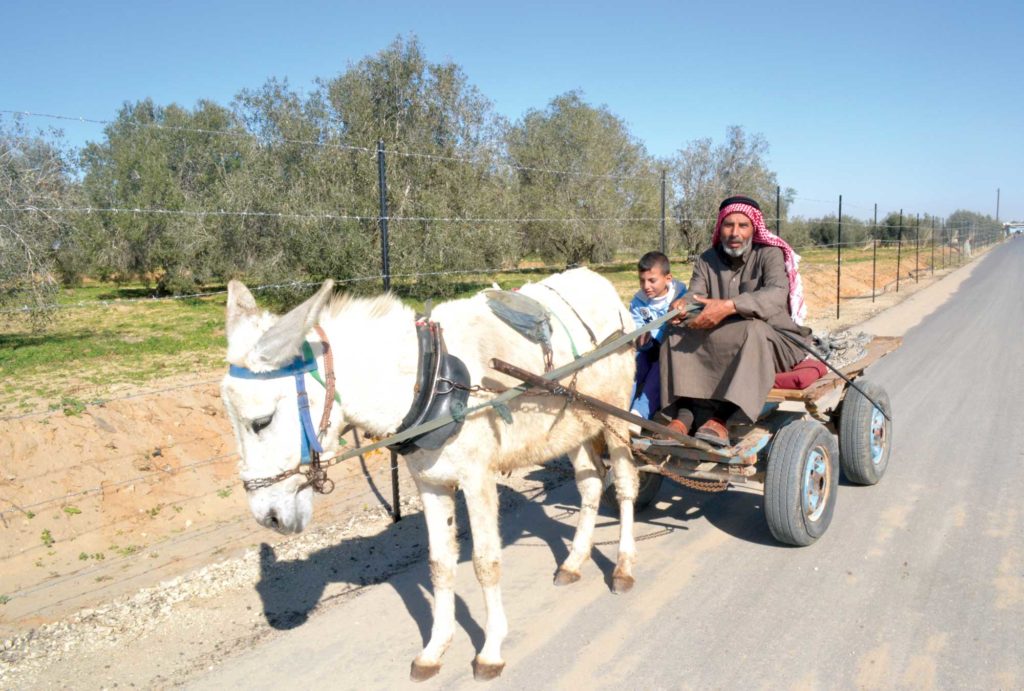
{"left": 669, "top": 297, "right": 690, "bottom": 325}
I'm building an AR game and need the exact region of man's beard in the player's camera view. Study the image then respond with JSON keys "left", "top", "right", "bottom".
{"left": 722, "top": 238, "right": 752, "bottom": 258}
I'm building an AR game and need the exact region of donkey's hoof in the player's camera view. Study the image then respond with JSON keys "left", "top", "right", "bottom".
{"left": 611, "top": 572, "right": 635, "bottom": 594}
{"left": 410, "top": 659, "right": 442, "bottom": 682}
{"left": 553, "top": 567, "right": 581, "bottom": 586}
{"left": 472, "top": 656, "right": 506, "bottom": 681}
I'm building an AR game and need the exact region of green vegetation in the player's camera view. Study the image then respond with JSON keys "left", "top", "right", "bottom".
{"left": 40, "top": 529, "right": 54, "bottom": 547}
{"left": 62, "top": 506, "right": 82, "bottom": 516}
{"left": 0, "top": 34, "right": 1003, "bottom": 413}
{"left": 0, "top": 260, "right": 652, "bottom": 413}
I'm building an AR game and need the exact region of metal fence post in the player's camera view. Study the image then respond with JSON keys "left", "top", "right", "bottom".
{"left": 872, "top": 237, "right": 877, "bottom": 303}
{"left": 931, "top": 219, "right": 935, "bottom": 275}
{"left": 836, "top": 195, "right": 842, "bottom": 319}
{"left": 915, "top": 213, "right": 920, "bottom": 282}
{"left": 776, "top": 185, "right": 781, "bottom": 236}
{"left": 896, "top": 209, "right": 903, "bottom": 293}
{"left": 660, "top": 169, "right": 667, "bottom": 255}
{"left": 377, "top": 139, "right": 402, "bottom": 523}
{"left": 872, "top": 203, "right": 880, "bottom": 305}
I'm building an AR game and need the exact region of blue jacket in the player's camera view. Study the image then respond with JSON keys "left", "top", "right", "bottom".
{"left": 629, "top": 279, "right": 687, "bottom": 349}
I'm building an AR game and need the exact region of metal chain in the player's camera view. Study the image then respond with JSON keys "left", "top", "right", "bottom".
{"left": 576, "top": 394, "right": 731, "bottom": 494}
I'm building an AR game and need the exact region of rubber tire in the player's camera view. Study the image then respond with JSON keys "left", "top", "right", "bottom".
{"left": 764, "top": 420, "right": 839, "bottom": 546}
{"left": 838, "top": 379, "right": 892, "bottom": 485}
{"left": 600, "top": 470, "right": 664, "bottom": 514}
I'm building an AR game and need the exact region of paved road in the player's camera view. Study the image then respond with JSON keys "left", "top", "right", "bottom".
{"left": 194, "top": 241, "right": 1023, "bottom": 689}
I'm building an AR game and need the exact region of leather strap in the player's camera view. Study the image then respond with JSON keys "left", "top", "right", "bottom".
{"left": 313, "top": 324, "right": 335, "bottom": 438}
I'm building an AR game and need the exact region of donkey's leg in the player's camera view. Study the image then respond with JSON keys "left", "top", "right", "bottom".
{"left": 410, "top": 478, "right": 458, "bottom": 682}
{"left": 460, "top": 469, "right": 508, "bottom": 681}
{"left": 554, "top": 441, "right": 602, "bottom": 585}
{"left": 605, "top": 424, "right": 639, "bottom": 593}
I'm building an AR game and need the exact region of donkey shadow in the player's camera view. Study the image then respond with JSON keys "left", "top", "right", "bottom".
{"left": 254, "top": 476, "right": 618, "bottom": 650}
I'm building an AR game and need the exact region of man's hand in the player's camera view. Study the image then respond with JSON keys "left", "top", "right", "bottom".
{"left": 687, "top": 295, "right": 736, "bottom": 329}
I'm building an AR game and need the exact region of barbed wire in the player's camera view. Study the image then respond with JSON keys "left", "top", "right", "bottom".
{"left": 0, "top": 227, "right": 998, "bottom": 320}
{"left": 3, "top": 109, "right": 658, "bottom": 181}
{"left": 0, "top": 452, "right": 238, "bottom": 520}
{"left": 1, "top": 467, "right": 421, "bottom": 611}
{"left": 0, "top": 109, "right": 376, "bottom": 155}
{"left": 0, "top": 377, "right": 223, "bottom": 421}
{"left": 0, "top": 447, "right": 412, "bottom": 557}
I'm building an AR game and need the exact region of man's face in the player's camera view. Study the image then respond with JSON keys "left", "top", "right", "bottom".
{"left": 720, "top": 212, "right": 754, "bottom": 257}
{"left": 639, "top": 267, "right": 672, "bottom": 299}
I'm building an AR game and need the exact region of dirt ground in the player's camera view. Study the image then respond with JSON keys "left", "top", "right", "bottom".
{"left": 0, "top": 247, "right": 984, "bottom": 643}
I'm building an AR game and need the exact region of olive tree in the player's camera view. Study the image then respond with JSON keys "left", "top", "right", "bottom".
{"left": 0, "top": 118, "right": 81, "bottom": 326}
{"left": 669, "top": 126, "right": 791, "bottom": 256}
{"left": 507, "top": 91, "right": 659, "bottom": 265}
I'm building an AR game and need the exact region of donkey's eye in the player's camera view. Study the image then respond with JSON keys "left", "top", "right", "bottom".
{"left": 251, "top": 414, "right": 274, "bottom": 434}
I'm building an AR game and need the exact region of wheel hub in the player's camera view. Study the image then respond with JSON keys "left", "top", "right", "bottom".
{"left": 803, "top": 448, "right": 830, "bottom": 522}
{"left": 870, "top": 407, "right": 887, "bottom": 465}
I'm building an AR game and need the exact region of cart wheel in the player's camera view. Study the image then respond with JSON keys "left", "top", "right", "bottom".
{"left": 600, "top": 470, "right": 663, "bottom": 514}
{"left": 838, "top": 379, "right": 892, "bottom": 485}
{"left": 765, "top": 420, "right": 839, "bottom": 546}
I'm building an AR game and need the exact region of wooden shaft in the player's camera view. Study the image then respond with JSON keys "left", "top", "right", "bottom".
{"left": 489, "top": 357, "right": 708, "bottom": 449}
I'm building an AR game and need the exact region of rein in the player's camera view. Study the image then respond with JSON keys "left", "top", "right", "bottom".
{"left": 230, "top": 325, "right": 338, "bottom": 494}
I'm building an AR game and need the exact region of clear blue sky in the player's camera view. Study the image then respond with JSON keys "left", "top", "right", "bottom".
{"left": 4, "top": 0, "right": 1022, "bottom": 221}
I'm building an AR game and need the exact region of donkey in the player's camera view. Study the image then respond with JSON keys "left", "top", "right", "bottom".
{"left": 220, "top": 268, "right": 641, "bottom": 681}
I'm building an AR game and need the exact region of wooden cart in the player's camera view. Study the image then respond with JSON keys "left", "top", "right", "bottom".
{"left": 612, "top": 336, "right": 901, "bottom": 546}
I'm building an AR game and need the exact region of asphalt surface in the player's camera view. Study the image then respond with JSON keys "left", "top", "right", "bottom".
{"left": 193, "top": 240, "right": 1024, "bottom": 690}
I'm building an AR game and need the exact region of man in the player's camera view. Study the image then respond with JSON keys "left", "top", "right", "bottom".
{"left": 659, "top": 196, "right": 811, "bottom": 446}
{"left": 628, "top": 251, "right": 686, "bottom": 420}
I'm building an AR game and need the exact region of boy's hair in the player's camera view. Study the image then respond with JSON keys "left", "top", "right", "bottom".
{"left": 637, "top": 251, "right": 671, "bottom": 275}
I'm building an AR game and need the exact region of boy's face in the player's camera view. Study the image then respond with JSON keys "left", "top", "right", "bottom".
{"left": 638, "top": 267, "right": 672, "bottom": 299}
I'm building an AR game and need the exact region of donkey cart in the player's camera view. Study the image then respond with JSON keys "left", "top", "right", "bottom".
{"left": 493, "top": 335, "right": 900, "bottom": 547}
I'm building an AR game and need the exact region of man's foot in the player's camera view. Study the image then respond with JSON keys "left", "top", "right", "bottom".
{"left": 695, "top": 418, "right": 730, "bottom": 447}
{"left": 656, "top": 418, "right": 689, "bottom": 440}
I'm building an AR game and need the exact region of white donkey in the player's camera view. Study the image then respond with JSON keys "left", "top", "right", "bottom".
{"left": 220, "top": 268, "right": 640, "bottom": 681}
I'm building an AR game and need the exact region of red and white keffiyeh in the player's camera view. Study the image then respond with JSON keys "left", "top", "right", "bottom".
{"left": 712, "top": 201, "right": 807, "bottom": 325}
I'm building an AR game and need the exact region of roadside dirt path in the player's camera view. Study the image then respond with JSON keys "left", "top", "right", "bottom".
{"left": 0, "top": 246, "right": 998, "bottom": 687}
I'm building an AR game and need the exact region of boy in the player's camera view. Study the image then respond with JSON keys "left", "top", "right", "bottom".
{"left": 629, "top": 251, "right": 686, "bottom": 420}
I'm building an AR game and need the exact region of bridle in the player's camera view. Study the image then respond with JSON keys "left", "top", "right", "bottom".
{"left": 229, "top": 325, "right": 339, "bottom": 494}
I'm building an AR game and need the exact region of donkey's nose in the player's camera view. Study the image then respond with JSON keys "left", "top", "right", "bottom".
{"left": 266, "top": 509, "right": 280, "bottom": 530}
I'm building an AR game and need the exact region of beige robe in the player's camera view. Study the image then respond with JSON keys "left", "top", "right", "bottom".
{"left": 660, "top": 243, "right": 811, "bottom": 422}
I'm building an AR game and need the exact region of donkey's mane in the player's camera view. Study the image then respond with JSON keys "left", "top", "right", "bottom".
{"left": 326, "top": 291, "right": 413, "bottom": 322}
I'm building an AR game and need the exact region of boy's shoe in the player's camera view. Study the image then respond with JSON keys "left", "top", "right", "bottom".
{"left": 655, "top": 418, "right": 689, "bottom": 441}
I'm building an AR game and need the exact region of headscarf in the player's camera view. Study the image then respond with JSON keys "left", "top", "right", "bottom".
{"left": 712, "top": 196, "right": 807, "bottom": 325}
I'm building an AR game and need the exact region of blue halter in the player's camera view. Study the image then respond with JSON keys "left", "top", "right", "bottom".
{"left": 228, "top": 343, "right": 324, "bottom": 465}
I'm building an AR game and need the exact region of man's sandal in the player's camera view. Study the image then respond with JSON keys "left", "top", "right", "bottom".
{"left": 695, "top": 418, "right": 730, "bottom": 447}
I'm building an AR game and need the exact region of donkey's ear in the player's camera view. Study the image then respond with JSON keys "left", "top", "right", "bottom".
{"left": 249, "top": 280, "right": 335, "bottom": 370}
{"left": 226, "top": 280, "right": 260, "bottom": 342}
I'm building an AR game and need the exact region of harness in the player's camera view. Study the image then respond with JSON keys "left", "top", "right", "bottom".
{"left": 388, "top": 321, "right": 472, "bottom": 455}
{"left": 229, "top": 325, "right": 337, "bottom": 494}
{"left": 229, "top": 320, "right": 471, "bottom": 493}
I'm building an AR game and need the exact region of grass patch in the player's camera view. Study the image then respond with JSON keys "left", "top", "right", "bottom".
{"left": 0, "top": 255, "right": 694, "bottom": 414}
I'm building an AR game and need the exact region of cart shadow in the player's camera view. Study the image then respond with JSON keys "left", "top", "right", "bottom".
{"left": 252, "top": 475, "right": 614, "bottom": 652}
{"left": 642, "top": 480, "right": 780, "bottom": 547}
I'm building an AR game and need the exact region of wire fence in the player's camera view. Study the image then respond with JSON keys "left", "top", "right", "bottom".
{"left": 1, "top": 106, "right": 1010, "bottom": 616}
